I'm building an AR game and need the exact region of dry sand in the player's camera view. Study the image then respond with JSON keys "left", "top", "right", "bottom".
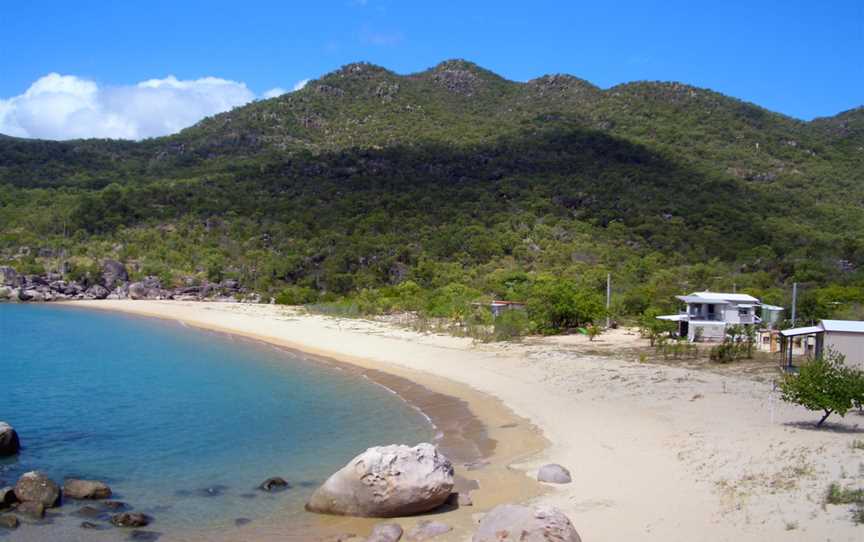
{"left": 66, "top": 300, "right": 864, "bottom": 541}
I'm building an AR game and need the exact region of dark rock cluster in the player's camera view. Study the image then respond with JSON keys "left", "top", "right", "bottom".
{"left": 0, "top": 261, "right": 253, "bottom": 303}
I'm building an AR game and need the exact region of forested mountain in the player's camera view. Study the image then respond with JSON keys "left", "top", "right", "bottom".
{"left": 1, "top": 60, "right": 862, "bottom": 323}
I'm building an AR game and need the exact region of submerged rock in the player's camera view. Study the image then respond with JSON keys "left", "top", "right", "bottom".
{"left": 406, "top": 520, "right": 451, "bottom": 540}
{"left": 103, "top": 500, "right": 130, "bottom": 511}
{"left": 111, "top": 512, "right": 151, "bottom": 527}
{"left": 15, "top": 501, "right": 46, "bottom": 519}
{"left": 129, "top": 530, "right": 161, "bottom": 541}
{"left": 64, "top": 479, "right": 112, "bottom": 500}
{"left": 0, "top": 514, "right": 19, "bottom": 529}
{"left": 472, "top": 504, "right": 581, "bottom": 542}
{"left": 75, "top": 505, "right": 105, "bottom": 518}
{"left": 537, "top": 463, "right": 572, "bottom": 484}
{"left": 258, "top": 477, "right": 290, "bottom": 492}
{"left": 367, "top": 523, "right": 403, "bottom": 542}
{"left": 14, "top": 471, "right": 61, "bottom": 508}
{"left": 306, "top": 443, "right": 454, "bottom": 517}
{"left": 0, "top": 423, "right": 20, "bottom": 456}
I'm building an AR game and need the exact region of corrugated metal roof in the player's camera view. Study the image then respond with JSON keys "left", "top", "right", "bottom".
{"left": 821, "top": 320, "right": 864, "bottom": 333}
{"left": 781, "top": 326, "right": 823, "bottom": 337}
{"left": 761, "top": 304, "right": 785, "bottom": 311}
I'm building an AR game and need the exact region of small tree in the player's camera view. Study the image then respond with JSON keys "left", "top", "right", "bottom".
{"left": 779, "top": 349, "right": 864, "bottom": 427}
{"left": 586, "top": 324, "right": 602, "bottom": 342}
{"left": 639, "top": 309, "right": 676, "bottom": 346}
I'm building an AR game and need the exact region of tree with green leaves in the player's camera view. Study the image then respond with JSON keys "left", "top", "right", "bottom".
{"left": 526, "top": 277, "right": 605, "bottom": 334}
{"left": 779, "top": 349, "right": 864, "bottom": 427}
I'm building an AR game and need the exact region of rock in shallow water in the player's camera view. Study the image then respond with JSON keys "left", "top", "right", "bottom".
{"left": 14, "top": 471, "right": 61, "bottom": 508}
{"left": 15, "top": 501, "right": 46, "bottom": 519}
{"left": 111, "top": 512, "right": 151, "bottom": 527}
{"left": 0, "top": 514, "right": 18, "bottom": 529}
{"left": 367, "top": 522, "right": 403, "bottom": 542}
{"left": 64, "top": 479, "right": 112, "bottom": 500}
{"left": 258, "top": 477, "right": 290, "bottom": 492}
{"left": 306, "top": 443, "right": 454, "bottom": 518}
{"left": 537, "top": 463, "right": 572, "bottom": 484}
{"left": 0, "top": 422, "right": 20, "bottom": 457}
{"left": 472, "top": 504, "right": 581, "bottom": 542}
{"left": 407, "top": 520, "right": 451, "bottom": 540}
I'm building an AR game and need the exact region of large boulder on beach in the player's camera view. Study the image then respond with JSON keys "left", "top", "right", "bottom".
{"left": 84, "top": 284, "right": 110, "bottom": 300}
{"left": 538, "top": 463, "right": 572, "bottom": 484}
{"left": 472, "top": 504, "right": 581, "bottom": 542}
{"left": 0, "top": 266, "right": 20, "bottom": 287}
{"left": 306, "top": 443, "right": 454, "bottom": 517}
{"left": 128, "top": 282, "right": 149, "bottom": 300}
{"left": 14, "top": 471, "right": 61, "bottom": 508}
{"left": 64, "top": 479, "right": 112, "bottom": 500}
{"left": 0, "top": 423, "right": 20, "bottom": 456}
{"left": 101, "top": 260, "right": 128, "bottom": 289}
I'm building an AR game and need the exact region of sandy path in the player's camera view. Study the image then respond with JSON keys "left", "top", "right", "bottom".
{"left": 64, "top": 301, "right": 864, "bottom": 541}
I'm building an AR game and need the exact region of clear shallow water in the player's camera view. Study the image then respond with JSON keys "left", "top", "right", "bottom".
{"left": 0, "top": 304, "right": 433, "bottom": 539}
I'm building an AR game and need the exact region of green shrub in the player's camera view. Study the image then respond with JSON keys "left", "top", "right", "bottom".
{"left": 275, "top": 285, "right": 319, "bottom": 305}
{"left": 493, "top": 309, "right": 530, "bottom": 341}
{"left": 779, "top": 349, "right": 864, "bottom": 427}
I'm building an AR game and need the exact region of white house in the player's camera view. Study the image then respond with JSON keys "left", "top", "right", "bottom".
{"left": 781, "top": 320, "right": 864, "bottom": 369}
{"left": 657, "top": 291, "right": 783, "bottom": 342}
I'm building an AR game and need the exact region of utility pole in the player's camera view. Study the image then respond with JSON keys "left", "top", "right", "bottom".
{"left": 606, "top": 273, "right": 611, "bottom": 329}
{"left": 791, "top": 282, "right": 798, "bottom": 327}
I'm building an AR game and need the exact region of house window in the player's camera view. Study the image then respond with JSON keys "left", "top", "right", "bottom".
{"left": 738, "top": 308, "right": 749, "bottom": 316}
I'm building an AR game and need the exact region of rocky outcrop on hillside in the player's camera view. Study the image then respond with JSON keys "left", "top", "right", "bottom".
{"left": 0, "top": 262, "right": 254, "bottom": 304}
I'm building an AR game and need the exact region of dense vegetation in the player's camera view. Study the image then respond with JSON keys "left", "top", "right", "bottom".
{"left": 1, "top": 60, "right": 863, "bottom": 330}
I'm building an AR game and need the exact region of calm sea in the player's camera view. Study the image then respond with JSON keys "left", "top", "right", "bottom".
{"left": 0, "top": 304, "right": 433, "bottom": 540}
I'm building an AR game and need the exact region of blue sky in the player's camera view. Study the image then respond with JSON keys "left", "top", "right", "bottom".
{"left": 1, "top": 0, "right": 861, "bottom": 139}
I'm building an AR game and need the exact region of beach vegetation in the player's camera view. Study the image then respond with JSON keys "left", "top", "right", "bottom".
{"left": 779, "top": 349, "right": 864, "bottom": 427}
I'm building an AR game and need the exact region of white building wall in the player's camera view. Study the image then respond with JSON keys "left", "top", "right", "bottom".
{"left": 824, "top": 332, "right": 864, "bottom": 370}
{"left": 689, "top": 322, "right": 726, "bottom": 342}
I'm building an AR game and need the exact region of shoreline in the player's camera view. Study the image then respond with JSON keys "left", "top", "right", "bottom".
{"left": 50, "top": 299, "right": 864, "bottom": 542}
{"left": 54, "top": 300, "right": 547, "bottom": 541}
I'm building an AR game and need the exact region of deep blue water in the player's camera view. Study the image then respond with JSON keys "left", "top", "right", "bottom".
{"left": 0, "top": 304, "right": 433, "bottom": 539}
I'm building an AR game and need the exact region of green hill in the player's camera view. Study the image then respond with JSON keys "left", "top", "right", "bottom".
{"left": 1, "top": 60, "right": 862, "bottom": 324}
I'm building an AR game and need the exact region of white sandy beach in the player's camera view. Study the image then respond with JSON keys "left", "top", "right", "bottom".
{"left": 66, "top": 300, "right": 864, "bottom": 541}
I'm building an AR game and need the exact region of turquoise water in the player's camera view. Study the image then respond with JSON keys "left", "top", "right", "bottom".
{"left": 0, "top": 304, "right": 433, "bottom": 540}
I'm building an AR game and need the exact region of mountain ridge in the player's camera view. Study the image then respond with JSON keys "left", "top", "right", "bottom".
{"left": 0, "top": 59, "right": 862, "bottom": 319}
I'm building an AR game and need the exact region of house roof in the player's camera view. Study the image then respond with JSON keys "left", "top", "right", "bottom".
{"left": 781, "top": 326, "right": 823, "bottom": 337}
{"left": 690, "top": 291, "right": 760, "bottom": 303}
{"left": 821, "top": 320, "right": 864, "bottom": 333}
{"left": 676, "top": 295, "right": 728, "bottom": 304}
{"left": 761, "top": 304, "right": 785, "bottom": 311}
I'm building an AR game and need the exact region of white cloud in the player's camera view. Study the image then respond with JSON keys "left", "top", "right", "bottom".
{"left": 263, "top": 87, "right": 288, "bottom": 99}
{"left": 0, "top": 73, "right": 259, "bottom": 140}
{"left": 292, "top": 79, "right": 310, "bottom": 91}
